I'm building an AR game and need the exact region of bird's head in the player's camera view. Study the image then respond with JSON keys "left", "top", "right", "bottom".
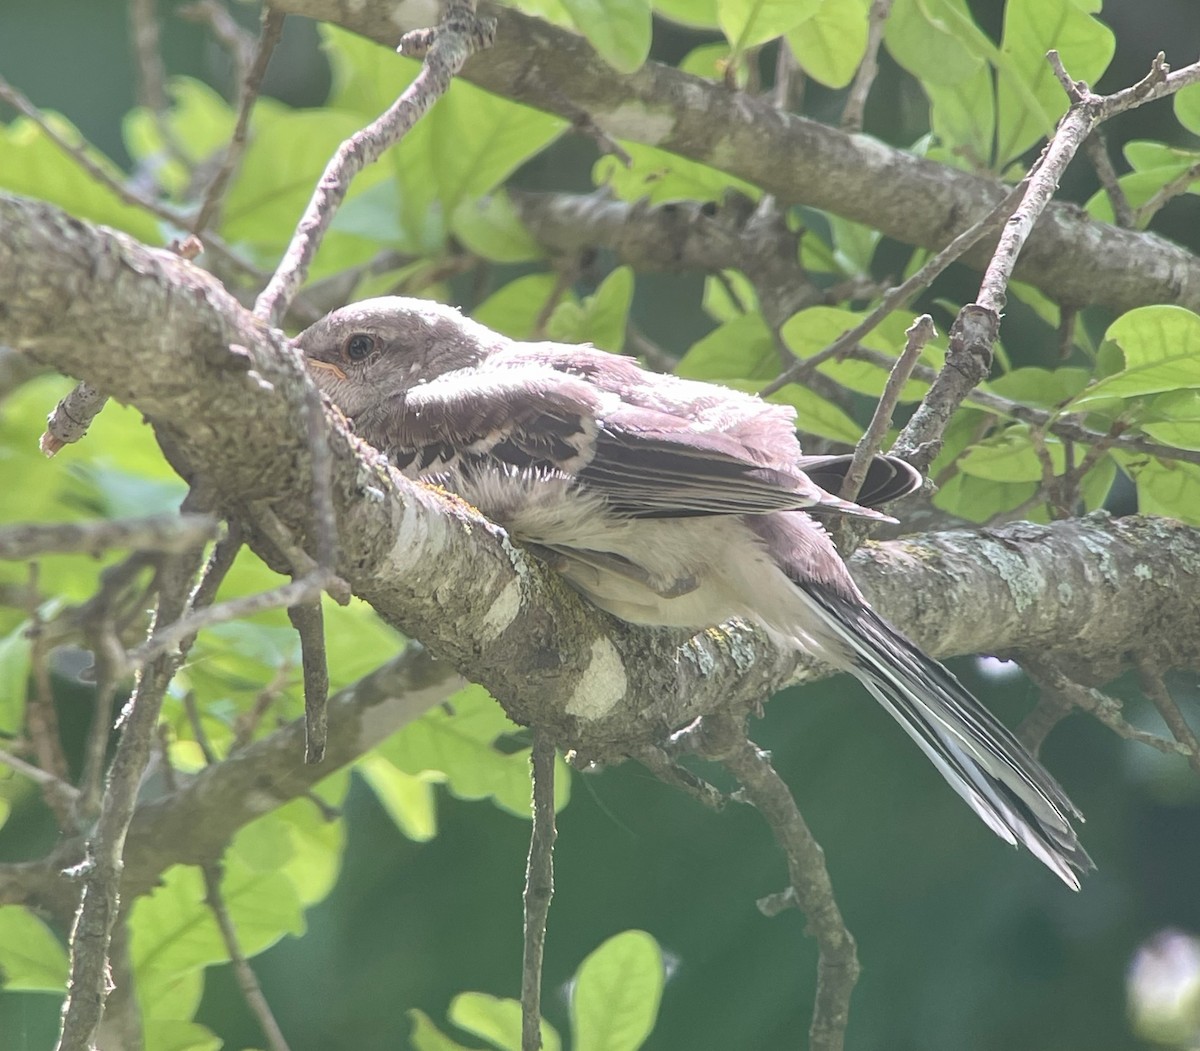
{"left": 293, "top": 296, "right": 502, "bottom": 417}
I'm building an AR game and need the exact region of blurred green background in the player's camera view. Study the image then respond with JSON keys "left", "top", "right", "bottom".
{"left": 2, "top": 1, "right": 1200, "bottom": 1049}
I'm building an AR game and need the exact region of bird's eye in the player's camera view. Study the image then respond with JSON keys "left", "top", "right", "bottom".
{"left": 345, "top": 333, "right": 376, "bottom": 362}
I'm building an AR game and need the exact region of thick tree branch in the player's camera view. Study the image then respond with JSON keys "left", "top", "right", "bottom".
{"left": 2, "top": 195, "right": 1200, "bottom": 922}
{"left": 273, "top": 0, "right": 1200, "bottom": 316}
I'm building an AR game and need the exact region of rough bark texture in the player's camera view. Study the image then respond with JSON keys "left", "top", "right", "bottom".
{"left": 272, "top": 0, "right": 1200, "bottom": 315}
{"left": 3, "top": 191, "right": 1200, "bottom": 918}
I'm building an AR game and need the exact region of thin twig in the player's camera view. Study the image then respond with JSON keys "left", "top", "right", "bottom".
{"left": 1137, "top": 658, "right": 1200, "bottom": 778}
{"left": 1134, "top": 159, "right": 1200, "bottom": 228}
{"left": 287, "top": 601, "right": 328, "bottom": 764}
{"left": 202, "top": 861, "right": 293, "bottom": 1051}
{"left": 127, "top": 0, "right": 185, "bottom": 165}
{"left": 894, "top": 51, "right": 1200, "bottom": 471}
{"left": 699, "top": 713, "right": 858, "bottom": 1051}
{"left": 0, "top": 514, "right": 219, "bottom": 560}
{"left": 841, "top": 0, "right": 895, "bottom": 132}
{"left": 0, "top": 746, "right": 79, "bottom": 798}
{"left": 1083, "top": 131, "right": 1135, "bottom": 228}
{"left": 190, "top": 7, "right": 286, "bottom": 235}
{"left": 127, "top": 570, "right": 334, "bottom": 672}
{"left": 178, "top": 0, "right": 256, "bottom": 87}
{"left": 760, "top": 179, "right": 1026, "bottom": 397}
{"left": 839, "top": 314, "right": 933, "bottom": 503}
{"left": 1022, "top": 657, "right": 1193, "bottom": 760}
{"left": 56, "top": 546, "right": 207, "bottom": 1051}
{"left": 0, "top": 74, "right": 256, "bottom": 278}
{"left": 253, "top": 0, "right": 497, "bottom": 325}
{"left": 39, "top": 382, "right": 108, "bottom": 456}
{"left": 521, "top": 729, "right": 557, "bottom": 1051}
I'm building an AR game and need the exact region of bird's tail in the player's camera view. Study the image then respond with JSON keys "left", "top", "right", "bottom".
{"left": 805, "top": 584, "right": 1094, "bottom": 889}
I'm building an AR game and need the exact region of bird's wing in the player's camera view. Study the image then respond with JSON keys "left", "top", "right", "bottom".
{"left": 374, "top": 366, "right": 891, "bottom": 520}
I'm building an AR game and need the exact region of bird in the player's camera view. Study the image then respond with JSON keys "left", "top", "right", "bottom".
{"left": 295, "top": 295, "right": 1093, "bottom": 889}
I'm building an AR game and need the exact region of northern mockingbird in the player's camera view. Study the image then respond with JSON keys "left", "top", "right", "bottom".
{"left": 297, "top": 296, "right": 1093, "bottom": 890}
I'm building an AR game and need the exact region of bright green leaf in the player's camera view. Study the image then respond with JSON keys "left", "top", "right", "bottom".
{"left": 379, "top": 686, "right": 571, "bottom": 817}
{"left": 1068, "top": 306, "right": 1200, "bottom": 407}
{"left": 123, "top": 78, "right": 237, "bottom": 197}
{"left": 1175, "top": 82, "right": 1200, "bottom": 136}
{"left": 0, "top": 622, "right": 30, "bottom": 736}
{"left": 142, "top": 1019, "right": 223, "bottom": 1051}
{"left": 701, "top": 271, "right": 759, "bottom": 321}
{"left": 450, "top": 992, "right": 562, "bottom": 1051}
{"left": 786, "top": 0, "right": 869, "bottom": 88}
{"left": 1141, "top": 390, "right": 1200, "bottom": 451}
{"left": 547, "top": 266, "right": 635, "bottom": 351}
{"left": 0, "top": 115, "right": 161, "bottom": 242}
{"left": 653, "top": 0, "right": 720, "bottom": 27}
{"left": 678, "top": 42, "right": 737, "bottom": 83}
{"left": 678, "top": 312, "right": 778, "bottom": 382}
{"left": 572, "top": 930, "right": 664, "bottom": 1051}
{"left": 885, "top": 0, "right": 989, "bottom": 87}
{"left": 561, "top": 0, "right": 653, "bottom": 73}
{"left": 594, "top": 142, "right": 759, "bottom": 205}
{"left": 985, "top": 367, "right": 1091, "bottom": 407}
{"left": 994, "top": 0, "right": 1115, "bottom": 167}
{"left": 473, "top": 275, "right": 568, "bottom": 339}
{"left": 0, "top": 906, "right": 68, "bottom": 990}
{"left": 359, "top": 754, "right": 439, "bottom": 842}
{"left": 958, "top": 426, "right": 1066, "bottom": 482}
{"left": 140, "top": 968, "right": 205, "bottom": 1024}
{"left": 409, "top": 1010, "right": 479, "bottom": 1051}
{"left": 932, "top": 471, "right": 1040, "bottom": 522}
{"left": 924, "top": 64, "right": 996, "bottom": 168}
{"left": 452, "top": 194, "right": 545, "bottom": 263}
{"left": 718, "top": 0, "right": 822, "bottom": 52}
{"left": 1121, "top": 457, "right": 1200, "bottom": 525}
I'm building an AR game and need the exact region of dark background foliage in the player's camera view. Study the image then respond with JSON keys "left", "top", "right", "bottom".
{"left": 2, "top": 1, "right": 1200, "bottom": 1049}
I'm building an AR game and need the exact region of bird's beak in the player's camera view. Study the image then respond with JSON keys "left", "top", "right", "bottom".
{"left": 307, "top": 358, "right": 347, "bottom": 380}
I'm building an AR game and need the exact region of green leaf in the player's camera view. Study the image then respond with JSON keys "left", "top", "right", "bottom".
{"left": 1140, "top": 390, "right": 1200, "bottom": 451}
{"left": 826, "top": 214, "right": 880, "bottom": 275}
{"left": 678, "top": 42, "right": 737, "bottom": 83}
{"left": 779, "top": 306, "right": 938, "bottom": 401}
{"left": 0, "top": 622, "right": 30, "bottom": 736}
{"left": 0, "top": 906, "right": 68, "bottom": 990}
{"left": 451, "top": 194, "right": 545, "bottom": 263}
{"left": 473, "top": 275, "right": 568, "bottom": 339}
{"left": 408, "top": 1010, "right": 479, "bottom": 1051}
{"left": 718, "top": 0, "right": 822, "bottom": 52}
{"left": 546, "top": 266, "right": 635, "bottom": 351}
{"left": 885, "top": 0, "right": 989, "bottom": 87}
{"left": 358, "top": 754, "right": 439, "bottom": 841}
{"left": 1068, "top": 306, "right": 1200, "bottom": 408}
{"left": 702, "top": 271, "right": 759, "bottom": 321}
{"left": 985, "top": 367, "right": 1091, "bottom": 408}
{"left": 139, "top": 968, "right": 205, "bottom": 1024}
{"left": 594, "top": 141, "right": 759, "bottom": 205}
{"left": 378, "top": 686, "right": 571, "bottom": 817}
{"left": 1176, "top": 82, "right": 1200, "bottom": 137}
{"left": 924, "top": 64, "right": 995, "bottom": 168}
{"left": 131, "top": 856, "right": 304, "bottom": 981}
{"left": 932, "top": 471, "right": 1039, "bottom": 523}
{"left": 560, "top": 0, "right": 653, "bottom": 73}
{"left": 142, "top": 1020, "right": 223, "bottom": 1051}
{"left": 994, "top": 0, "right": 1115, "bottom": 167}
{"left": 1120, "top": 456, "right": 1200, "bottom": 526}
{"left": 786, "top": 0, "right": 869, "bottom": 88}
{"left": 653, "top": 0, "right": 720, "bottom": 28}
{"left": 678, "top": 312, "right": 778, "bottom": 382}
{"left": 571, "top": 930, "right": 664, "bottom": 1051}
{"left": 450, "top": 992, "right": 562, "bottom": 1051}
{"left": 0, "top": 115, "right": 162, "bottom": 242}
{"left": 957, "top": 426, "right": 1066, "bottom": 482}
{"left": 122, "top": 77, "right": 237, "bottom": 197}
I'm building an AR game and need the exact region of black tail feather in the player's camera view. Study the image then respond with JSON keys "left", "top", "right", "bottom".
{"left": 806, "top": 585, "right": 1094, "bottom": 889}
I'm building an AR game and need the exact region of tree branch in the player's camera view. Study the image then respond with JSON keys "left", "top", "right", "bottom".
{"left": 272, "top": 0, "right": 1200, "bottom": 316}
